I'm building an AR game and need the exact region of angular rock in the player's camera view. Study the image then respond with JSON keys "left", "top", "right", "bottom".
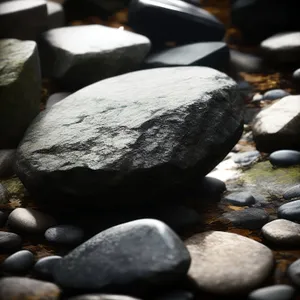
{"left": 263, "top": 89, "right": 290, "bottom": 101}
{"left": 0, "top": 184, "right": 8, "bottom": 204}
{"left": 0, "top": 39, "right": 41, "bottom": 148}
{"left": 0, "top": 231, "right": 22, "bottom": 252}
{"left": 67, "top": 295, "right": 141, "bottom": 300}
{"left": 185, "top": 231, "right": 274, "bottom": 294}
{"left": 248, "top": 285, "right": 296, "bottom": 300}
{"left": 34, "top": 255, "right": 62, "bottom": 280}
{"left": 0, "top": 0, "right": 48, "bottom": 40}
{"left": 16, "top": 67, "right": 244, "bottom": 207}
{"left": 1, "top": 250, "right": 34, "bottom": 274}
{"left": 47, "top": 0, "right": 65, "bottom": 29}
{"left": 46, "top": 92, "right": 70, "bottom": 109}
{"left": 262, "top": 219, "right": 300, "bottom": 246}
{"left": 288, "top": 259, "right": 300, "bottom": 287}
{"left": 53, "top": 219, "right": 191, "bottom": 292}
{"left": 278, "top": 200, "right": 300, "bottom": 221}
{"left": 128, "top": 0, "right": 225, "bottom": 47}
{"left": 8, "top": 208, "right": 56, "bottom": 233}
{"left": 269, "top": 150, "right": 300, "bottom": 167}
{"left": 45, "top": 225, "right": 84, "bottom": 245}
{"left": 283, "top": 185, "right": 300, "bottom": 200}
{"left": 144, "top": 42, "right": 229, "bottom": 71}
{"left": 0, "top": 277, "right": 61, "bottom": 299}
{"left": 223, "top": 191, "right": 256, "bottom": 206}
{"left": 252, "top": 96, "right": 300, "bottom": 153}
{"left": 39, "top": 25, "right": 151, "bottom": 90}
{"left": 0, "top": 149, "right": 16, "bottom": 177}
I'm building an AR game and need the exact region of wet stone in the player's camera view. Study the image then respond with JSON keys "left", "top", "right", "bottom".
{"left": 0, "top": 231, "right": 22, "bottom": 252}
{"left": 283, "top": 185, "right": 300, "bottom": 200}
{"left": 46, "top": 92, "right": 70, "bottom": 109}
{"left": 0, "top": 149, "right": 16, "bottom": 178}
{"left": 1, "top": 250, "right": 34, "bottom": 274}
{"left": 248, "top": 285, "right": 296, "bottom": 300}
{"left": 45, "top": 225, "right": 84, "bottom": 245}
{"left": 263, "top": 89, "right": 290, "bottom": 101}
{"left": 223, "top": 191, "right": 256, "bottom": 206}
{"left": 34, "top": 256, "right": 62, "bottom": 280}
{"left": 278, "top": 200, "right": 300, "bottom": 222}
{"left": 269, "top": 150, "right": 300, "bottom": 167}
{"left": 233, "top": 151, "right": 260, "bottom": 167}
{"left": 288, "top": 259, "right": 300, "bottom": 287}
{"left": 0, "top": 184, "right": 8, "bottom": 204}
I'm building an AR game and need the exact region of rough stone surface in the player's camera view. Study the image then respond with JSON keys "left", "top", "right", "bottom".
{"left": 0, "top": 149, "right": 16, "bottom": 177}
{"left": 0, "top": 276, "right": 61, "bottom": 299}
{"left": 0, "top": 39, "right": 41, "bottom": 148}
{"left": 46, "top": 92, "right": 70, "bottom": 109}
{"left": 0, "top": 184, "right": 8, "bottom": 204}
{"left": 0, "top": 0, "right": 48, "bottom": 40}
{"left": 278, "top": 200, "right": 300, "bottom": 221}
{"left": 16, "top": 67, "right": 243, "bottom": 207}
{"left": 47, "top": 0, "right": 65, "bottom": 29}
{"left": 53, "top": 219, "right": 191, "bottom": 292}
{"left": 223, "top": 191, "right": 256, "bottom": 206}
{"left": 288, "top": 259, "right": 300, "bottom": 287}
{"left": 269, "top": 150, "right": 300, "bottom": 167}
{"left": 67, "top": 295, "right": 142, "bottom": 300}
{"left": 284, "top": 185, "right": 300, "bottom": 200}
{"left": 252, "top": 96, "right": 300, "bottom": 153}
{"left": 1, "top": 250, "right": 34, "bottom": 274}
{"left": 8, "top": 208, "right": 56, "bottom": 233}
{"left": 0, "top": 231, "right": 22, "bottom": 252}
{"left": 248, "top": 285, "right": 296, "bottom": 300}
{"left": 263, "top": 89, "right": 290, "bottom": 101}
{"left": 34, "top": 255, "right": 62, "bottom": 280}
{"left": 39, "top": 25, "right": 151, "bottom": 90}
{"left": 45, "top": 225, "right": 84, "bottom": 245}
{"left": 262, "top": 219, "right": 300, "bottom": 245}
{"left": 185, "top": 231, "right": 274, "bottom": 294}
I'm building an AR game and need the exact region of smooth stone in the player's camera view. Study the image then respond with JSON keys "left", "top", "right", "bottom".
{"left": 233, "top": 151, "right": 260, "bottom": 167}
{"left": 67, "top": 295, "right": 141, "bottom": 300}
{"left": 47, "top": 0, "right": 65, "bottom": 29}
{"left": 144, "top": 42, "right": 229, "bottom": 72}
{"left": 34, "top": 255, "right": 62, "bottom": 280}
{"left": 262, "top": 219, "right": 300, "bottom": 246}
{"left": 253, "top": 96, "right": 300, "bottom": 153}
{"left": 288, "top": 259, "right": 300, "bottom": 287}
{"left": 198, "top": 176, "right": 226, "bottom": 196}
{"left": 46, "top": 92, "right": 70, "bottom": 109}
{"left": 53, "top": 219, "right": 191, "bottom": 292}
{"left": 252, "top": 94, "right": 264, "bottom": 102}
{"left": 185, "top": 231, "right": 274, "bottom": 294}
{"left": 39, "top": 25, "right": 151, "bottom": 90}
{"left": 154, "top": 290, "right": 194, "bottom": 300}
{"left": 0, "top": 231, "right": 22, "bottom": 252}
{"left": 269, "top": 150, "right": 300, "bottom": 167}
{"left": 293, "top": 68, "right": 300, "bottom": 82}
{"left": 0, "top": 276, "right": 61, "bottom": 299}
{"left": 222, "top": 208, "right": 269, "bottom": 229}
{"left": 0, "top": 184, "right": 8, "bottom": 204}
{"left": 8, "top": 208, "right": 56, "bottom": 233}
{"left": 263, "top": 89, "right": 290, "bottom": 101}
{"left": 261, "top": 32, "right": 300, "bottom": 63}
{"left": 248, "top": 285, "right": 296, "bottom": 300}
{"left": 16, "top": 67, "right": 243, "bottom": 207}
{"left": 0, "top": 211, "right": 7, "bottom": 227}
{"left": 0, "top": 149, "right": 16, "bottom": 177}
{"left": 223, "top": 191, "right": 256, "bottom": 206}
{"left": 1, "top": 250, "right": 34, "bottom": 274}
{"left": 0, "top": 0, "right": 48, "bottom": 40}
{"left": 45, "top": 225, "right": 84, "bottom": 245}
{"left": 128, "top": 0, "right": 225, "bottom": 46}
{"left": 284, "top": 185, "right": 300, "bottom": 200}
{"left": 278, "top": 200, "right": 300, "bottom": 221}
{"left": 0, "top": 39, "right": 41, "bottom": 148}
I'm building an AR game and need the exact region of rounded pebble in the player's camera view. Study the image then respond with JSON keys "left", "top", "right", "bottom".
{"left": 252, "top": 93, "right": 263, "bottom": 102}
{"left": 263, "top": 89, "right": 290, "bottom": 101}
{"left": 278, "top": 200, "right": 300, "bottom": 221}
{"left": 0, "top": 149, "right": 16, "bottom": 178}
{"left": 1, "top": 250, "right": 34, "bottom": 274}
{"left": 283, "top": 185, "right": 300, "bottom": 200}
{"left": 8, "top": 208, "right": 56, "bottom": 233}
{"left": 223, "top": 191, "right": 256, "bottom": 206}
{"left": 0, "top": 183, "right": 8, "bottom": 204}
{"left": 45, "top": 225, "right": 84, "bottom": 245}
{"left": 269, "top": 150, "right": 300, "bottom": 167}
{"left": 248, "top": 284, "right": 296, "bottom": 300}
{"left": 288, "top": 259, "right": 300, "bottom": 287}
{"left": 199, "top": 176, "right": 226, "bottom": 196}
{"left": 34, "top": 255, "right": 62, "bottom": 280}
{"left": 262, "top": 219, "right": 300, "bottom": 245}
{"left": 0, "top": 231, "right": 22, "bottom": 252}
{"left": 292, "top": 68, "right": 300, "bottom": 82}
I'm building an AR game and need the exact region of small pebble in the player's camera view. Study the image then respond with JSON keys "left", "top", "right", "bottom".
{"left": 262, "top": 219, "right": 300, "bottom": 245}
{"left": 263, "top": 89, "right": 290, "bottom": 101}
{"left": 269, "top": 150, "right": 300, "bottom": 167}
{"left": 223, "top": 191, "right": 256, "bottom": 206}
{"left": 0, "top": 149, "right": 16, "bottom": 177}
{"left": 292, "top": 68, "right": 300, "bottom": 82}
{"left": 45, "top": 225, "right": 84, "bottom": 245}
{"left": 288, "top": 259, "right": 300, "bottom": 287}
{"left": 0, "top": 210, "right": 7, "bottom": 227}
{"left": 233, "top": 151, "right": 260, "bottom": 167}
{"left": 283, "top": 185, "right": 300, "bottom": 200}
{"left": 8, "top": 208, "right": 56, "bottom": 233}
{"left": 34, "top": 256, "right": 62, "bottom": 280}
{"left": 252, "top": 93, "right": 263, "bottom": 102}
{"left": 199, "top": 176, "right": 226, "bottom": 196}
{"left": 248, "top": 284, "right": 296, "bottom": 300}
{"left": 1, "top": 250, "right": 34, "bottom": 274}
{"left": 0, "top": 231, "right": 22, "bottom": 252}
{"left": 278, "top": 200, "right": 300, "bottom": 221}
{"left": 0, "top": 184, "right": 8, "bottom": 204}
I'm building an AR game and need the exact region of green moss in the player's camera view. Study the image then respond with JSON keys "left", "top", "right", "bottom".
{"left": 1, "top": 177, "right": 25, "bottom": 197}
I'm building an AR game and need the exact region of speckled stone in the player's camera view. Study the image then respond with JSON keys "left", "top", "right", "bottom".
{"left": 278, "top": 200, "right": 300, "bottom": 221}
{"left": 1, "top": 250, "right": 34, "bottom": 274}
{"left": 45, "top": 225, "right": 84, "bottom": 245}
{"left": 248, "top": 285, "right": 296, "bottom": 300}
{"left": 0, "top": 231, "right": 22, "bottom": 252}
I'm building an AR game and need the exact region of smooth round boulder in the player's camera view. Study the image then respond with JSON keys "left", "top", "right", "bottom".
{"left": 15, "top": 67, "right": 244, "bottom": 208}
{"left": 45, "top": 225, "right": 84, "bottom": 245}
{"left": 269, "top": 150, "right": 300, "bottom": 167}
{"left": 293, "top": 68, "right": 300, "bottom": 82}
{"left": 1, "top": 250, "right": 34, "bottom": 274}
{"left": 34, "top": 255, "right": 62, "bottom": 280}
{"left": 288, "top": 259, "right": 300, "bottom": 287}
{"left": 248, "top": 285, "right": 296, "bottom": 300}
{"left": 0, "top": 231, "right": 22, "bottom": 252}
{"left": 278, "top": 200, "right": 300, "bottom": 221}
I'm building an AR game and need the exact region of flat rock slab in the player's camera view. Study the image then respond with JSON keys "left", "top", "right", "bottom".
{"left": 0, "top": 39, "right": 41, "bottom": 148}
{"left": 185, "top": 231, "right": 274, "bottom": 294}
{"left": 53, "top": 219, "right": 191, "bottom": 292}
{"left": 39, "top": 25, "right": 151, "bottom": 90}
{"left": 0, "top": 0, "right": 47, "bottom": 40}
{"left": 16, "top": 67, "right": 243, "bottom": 207}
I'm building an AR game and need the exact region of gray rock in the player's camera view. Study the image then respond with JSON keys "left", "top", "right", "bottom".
{"left": 39, "top": 25, "right": 151, "bottom": 90}
{"left": 1, "top": 250, "right": 34, "bottom": 274}
{"left": 278, "top": 200, "right": 300, "bottom": 221}
{"left": 261, "top": 32, "right": 300, "bottom": 63}
{"left": 144, "top": 42, "right": 229, "bottom": 71}
{"left": 262, "top": 219, "right": 300, "bottom": 246}
{"left": 223, "top": 191, "right": 256, "bottom": 206}
{"left": 293, "top": 68, "right": 300, "bottom": 82}
{"left": 221, "top": 208, "right": 269, "bottom": 229}
{"left": 233, "top": 151, "right": 260, "bottom": 167}
{"left": 0, "top": 0, "right": 47, "bottom": 40}
{"left": 0, "top": 39, "right": 41, "bottom": 148}
{"left": 283, "top": 185, "right": 300, "bottom": 200}
{"left": 263, "top": 89, "right": 290, "bottom": 101}
{"left": 8, "top": 208, "right": 56, "bottom": 233}
{"left": 0, "top": 231, "right": 22, "bottom": 252}
{"left": 269, "top": 150, "right": 300, "bottom": 167}
{"left": 0, "top": 276, "right": 61, "bottom": 299}
{"left": 0, "top": 211, "right": 7, "bottom": 227}
{"left": 0, "top": 149, "right": 16, "bottom": 177}
{"left": 252, "top": 94, "right": 264, "bottom": 102}
{"left": 288, "top": 259, "right": 300, "bottom": 287}
{"left": 34, "top": 255, "right": 62, "bottom": 280}
{"left": 46, "top": 92, "right": 70, "bottom": 109}
{"left": 15, "top": 67, "right": 243, "bottom": 207}
{"left": 185, "top": 231, "right": 274, "bottom": 294}
{"left": 0, "top": 184, "right": 8, "bottom": 204}
{"left": 53, "top": 219, "right": 191, "bottom": 292}
{"left": 67, "top": 295, "right": 141, "bottom": 300}
{"left": 45, "top": 225, "right": 84, "bottom": 245}
{"left": 47, "top": 0, "right": 65, "bottom": 29}
{"left": 252, "top": 96, "right": 300, "bottom": 153}
{"left": 248, "top": 285, "right": 296, "bottom": 300}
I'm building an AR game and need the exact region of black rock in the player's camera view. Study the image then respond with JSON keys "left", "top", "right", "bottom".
{"left": 53, "top": 219, "right": 191, "bottom": 292}
{"left": 198, "top": 176, "right": 226, "bottom": 197}
{"left": 0, "top": 211, "right": 7, "bottom": 227}
{"left": 0, "top": 149, "right": 16, "bottom": 178}
{"left": 278, "top": 200, "right": 300, "bottom": 222}
{"left": 1, "top": 250, "right": 34, "bottom": 274}
{"left": 154, "top": 290, "right": 194, "bottom": 300}
{"left": 67, "top": 295, "right": 141, "bottom": 300}
{"left": 283, "top": 185, "right": 300, "bottom": 200}
{"left": 288, "top": 259, "right": 300, "bottom": 287}
{"left": 223, "top": 192, "right": 256, "bottom": 206}
{"left": 34, "top": 255, "right": 62, "bottom": 280}
{"left": 144, "top": 42, "right": 229, "bottom": 72}
{"left": 46, "top": 92, "right": 70, "bottom": 109}
{"left": 269, "top": 150, "right": 300, "bottom": 167}
{"left": 263, "top": 89, "right": 290, "bottom": 101}
{"left": 221, "top": 208, "right": 269, "bottom": 229}
{"left": 15, "top": 67, "right": 244, "bottom": 208}
{"left": 248, "top": 284, "right": 296, "bottom": 300}
{"left": 0, "top": 231, "right": 22, "bottom": 253}
{"left": 0, "top": 184, "right": 8, "bottom": 204}
{"left": 45, "top": 225, "right": 84, "bottom": 245}
{"left": 128, "top": 0, "right": 225, "bottom": 47}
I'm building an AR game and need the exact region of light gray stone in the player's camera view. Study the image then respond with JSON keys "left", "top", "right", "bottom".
{"left": 46, "top": 92, "right": 70, "bottom": 109}
{"left": 0, "top": 149, "right": 16, "bottom": 177}
{"left": 47, "top": 0, "right": 65, "bottom": 29}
